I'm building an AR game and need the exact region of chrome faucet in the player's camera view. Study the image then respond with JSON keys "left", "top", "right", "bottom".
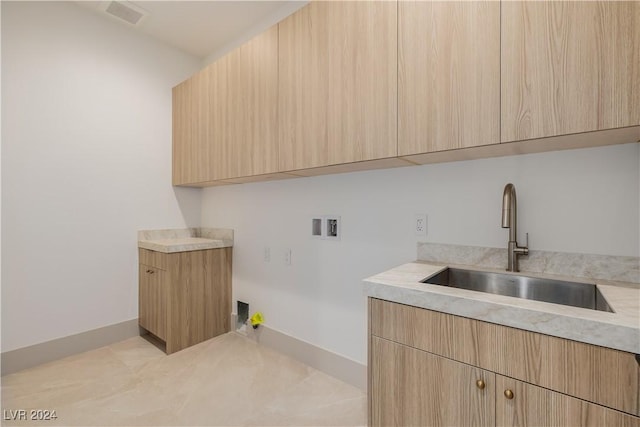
{"left": 501, "top": 183, "right": 529, "bottom": 272}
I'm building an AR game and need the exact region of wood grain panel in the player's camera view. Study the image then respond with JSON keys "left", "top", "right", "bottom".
{"left": 278, "top": 1, "right": 397, "bottom": 171}
{"left": 496, "top": 375, "right": 640, "bottom": 427}
{"left": 398, "top": 0, "right": 500, "bottom": 155}
{"left": 371, "top": 336, "right": 495, "bottom": 427}
{"left": 166, "top": 249, "right": 231, "bottom": 354}
{"left": 215, "top": 26, "right": 279, "bottom": 180}
{"left": 494, "top": 323, "right": 640, "bottom": 417}
{"left": 167, "top": 250, "right": 201, "bottom": 354}
{"left": 139, "top": 248, "right": 168, "bottom": 270}
{"left": 370, "top": 298, "right": 640, "bottom": 416}
{"left": 138, "top": 265, "right": 166, "bottom": 340}
{"left": 172, "top": 69, "right": 211, "bottom": 185}
{"left": 502, "top": 1, "right": 640, "bottom": 142}
{"left": 203, "top": 247, "right": 232, "bottom": 339}
{"left": 205, "top": 59, "right": 227, "bottom": 181}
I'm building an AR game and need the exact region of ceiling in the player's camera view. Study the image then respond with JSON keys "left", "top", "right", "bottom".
{"left": 76, "top": 1, "right": 305, "bottom": 59}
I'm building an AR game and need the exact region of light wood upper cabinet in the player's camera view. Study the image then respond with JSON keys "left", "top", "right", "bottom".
{"left": 213, "top": 26, "right": 279, "bottom": 180}
{"left": 371, "top": 336, "right": 495, "bottom": 427}
{"left": 501, "top": 1, "right": 640, "bottom": 142}
{"left": 496, "top": 375, "right": 640, "bottom": 427}
{"left": 173, "top": 69, "right": 210, "bottom": 185}
{"left": 398, "top": 1, "right": 500, "bottom": 155}
{"left": 173, "top": 27, "right": 278, "bottom": 184}
{"left": 278, "top": 1, "right": 397, "bottom": 171}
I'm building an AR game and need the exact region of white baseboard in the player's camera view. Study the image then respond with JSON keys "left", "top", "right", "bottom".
{"left": 231, "top": 313, "right": 366, "bottom": 391}
{"left": 3, "top": 315, "right": 369, "bottom": 392}
{"left": 1, "top": 319, "right": 140, "bottom": 376}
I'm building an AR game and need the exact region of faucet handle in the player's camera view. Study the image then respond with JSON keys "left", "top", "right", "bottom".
{"left": 525, "top": 232, "right": 529, "bottom": 248}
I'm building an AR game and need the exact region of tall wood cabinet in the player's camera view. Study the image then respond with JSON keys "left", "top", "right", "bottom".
{"left": 369, "top": 298, "right": 640, "bottom": 427}
{"left": 501, "top": 1, "right": 640, "bottom": 142}
{"left": 278, "top": 1, "right": 398, "bottom": 171}
{"left": 398, "top": 0, "right": 500, "bottom": 155}
{"left": 139, "top": 248, "right": 232, "bottom": 354}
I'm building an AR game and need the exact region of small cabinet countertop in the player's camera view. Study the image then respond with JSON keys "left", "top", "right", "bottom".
{"left": 364, "top": 261, "right": 640, "bottom": 354}
{"left": 138, "top": 228, "right": 233, "bottom": 253}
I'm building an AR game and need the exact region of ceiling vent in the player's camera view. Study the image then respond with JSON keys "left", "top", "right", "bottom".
{"left": 103, "top": 1, "right": 147, "bottom": 26}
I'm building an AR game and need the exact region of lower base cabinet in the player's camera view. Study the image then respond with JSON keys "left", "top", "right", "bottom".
{"left": 369, "top": 298, "right": 640, "bottom": 427}
{"left": 139, "top": 265, "right": 167, "bottom": 341}
{"left": 497, "top": 376, "right": 639, "bottom": 427}
{"left": 371, "top": 336, "right": 495, "bottom": 426}
{"left": 139, "top": 248, "right": 232, "bottom": 354}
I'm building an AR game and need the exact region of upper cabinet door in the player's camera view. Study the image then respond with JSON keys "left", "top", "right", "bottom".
{"left": 173, "top": 69, "right": 210, "bottom": 185}
{"left": 502, "top": 1, "right": 640, "bottom": 142}
{"left": 214, "top": 26, "right": 279, "bottom": 180}
{"left": 278, "top": 1, "right": 397, "bottom": 171}
{"left": 173, "top": 27, "right": 278, "bottom": 185}
{"left": 398, "top": 1, "right": 500, "bottom": 156}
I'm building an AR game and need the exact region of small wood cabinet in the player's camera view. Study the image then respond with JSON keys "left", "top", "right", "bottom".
{"left": 138, "top": 248, "right": 232, "bottom": 354}
{"left": 369, "top": 298, "right": 640, "bottom": 426}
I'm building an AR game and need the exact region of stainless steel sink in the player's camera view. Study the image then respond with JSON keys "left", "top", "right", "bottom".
{"left": 421, "top": 268, "right": 613, "bottom": 312}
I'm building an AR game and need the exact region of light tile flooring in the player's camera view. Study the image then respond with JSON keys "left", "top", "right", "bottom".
{"left": 1, "top": 333, "right": 366, "bottom": 426}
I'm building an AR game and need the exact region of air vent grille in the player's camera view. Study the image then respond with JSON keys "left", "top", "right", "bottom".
{"left": 105, "top": 1, "right": 146, "bottom": 26}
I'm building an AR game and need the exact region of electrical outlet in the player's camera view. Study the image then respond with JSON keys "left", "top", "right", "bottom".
{"left": 284, "top": 248, "right": 292, "bottom": 266}
{"left": 263, "top": 247, "right": 270, "bottom": 263}
{"left": 415, "top": 214, "right": 427, "bottom": 236}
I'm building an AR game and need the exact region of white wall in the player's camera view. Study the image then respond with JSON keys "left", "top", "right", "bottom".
{"left": 201, "top": 143, "right": 640, "bottom": 364}
{"left": 1, "top": 1, "right": 202, "bottom": 352}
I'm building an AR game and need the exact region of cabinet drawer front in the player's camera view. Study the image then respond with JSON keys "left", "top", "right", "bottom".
{"left": 139, "top": 248, "right": 168, "bottom": 270}
{"left": 370, "top": 298, "right": 639, "bottom": 416}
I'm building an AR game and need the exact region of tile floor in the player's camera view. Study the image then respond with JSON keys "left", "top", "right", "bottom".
{"left": 1, "top": 333, "right": 367, "bottom": 426}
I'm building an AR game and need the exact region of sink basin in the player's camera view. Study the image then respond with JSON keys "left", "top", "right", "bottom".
{"left": 421, "top": 268, "right": 613, "bottom": 312}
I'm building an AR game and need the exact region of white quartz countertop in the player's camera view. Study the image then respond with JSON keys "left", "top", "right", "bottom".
{"left": 364, "top": 262, "right": 640, "bottom": 354}
{"left": 138, "top": 237, "right": 232, "bottom": 253}
{"left": 137, "top": 227, "right": 233, "bottom": 253}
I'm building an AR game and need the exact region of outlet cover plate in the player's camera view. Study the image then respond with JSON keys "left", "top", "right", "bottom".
{"left": 415, "top": 213, "right": 427, "bottom": 236}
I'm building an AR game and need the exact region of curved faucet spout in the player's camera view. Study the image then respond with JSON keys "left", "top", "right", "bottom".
{"left": 501, "top": 183, "right": 528, "bottom": 272}
{"left": 502, "top": 183, "right": 517, "bottom": 242}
